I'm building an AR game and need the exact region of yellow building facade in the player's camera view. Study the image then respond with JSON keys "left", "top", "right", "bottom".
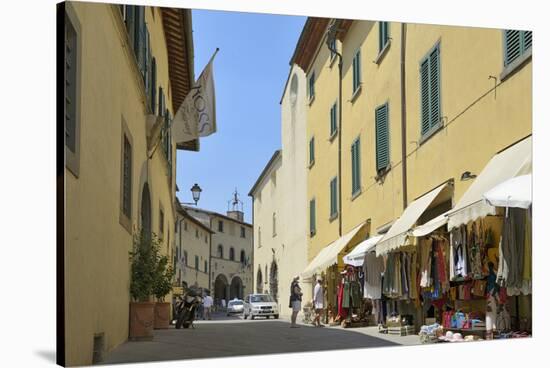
{"left": 294, "top": 18, "right": 531, "bottom": 295}
{"left": 63, "top": 2, "right": 195, "bottom": 365}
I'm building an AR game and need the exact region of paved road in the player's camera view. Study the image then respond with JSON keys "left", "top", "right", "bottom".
{"left": 102, "top": 312, "right": 417, "bottom": 365}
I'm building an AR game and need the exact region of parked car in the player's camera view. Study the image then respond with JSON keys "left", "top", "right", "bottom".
{"left": 226, "top": 299, "right": 244, "bottom": 316}
{"left": 243, "top": 294, "right": 279, "bottom": 320}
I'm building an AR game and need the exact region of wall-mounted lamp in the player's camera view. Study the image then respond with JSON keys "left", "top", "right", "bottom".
{"left": 460, "top": 171, "right": 477, "bottom": 181}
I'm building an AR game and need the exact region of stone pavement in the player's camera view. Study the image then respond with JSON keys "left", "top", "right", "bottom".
{"left": 102, "top": 312, "right": 420, "bottom": 365}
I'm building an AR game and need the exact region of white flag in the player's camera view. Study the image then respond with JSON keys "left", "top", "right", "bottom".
{"left": 172, "top": 57, "right": 217, "bottom": 143}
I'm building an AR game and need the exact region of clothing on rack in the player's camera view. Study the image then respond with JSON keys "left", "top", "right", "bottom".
{"left": 363, "top": 252, "right": 384, "bottom": 299}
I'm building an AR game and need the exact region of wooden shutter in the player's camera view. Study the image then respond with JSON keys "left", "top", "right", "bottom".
{"left": 310, "top": 199, "right": 316, "bottom": 235}
{"left": 144, "top": 27, "right": 150, "bottom": 104}
{"left": 125, "top": 5, "right": 135, "bottom": 50}
{"left": 375, "top": 103, "right": 390, "bottom": 171}
{"left": 309, "top": 137, "right": 315, "bottom": 165}
{"left": 158, "top": 87, "right": 164, "bottom": 117}
{"left": 429, "top": 46, "right": 440, "bottom": 129}
{"left": 420, "top": 59, "right": 430, "bottom": 135}
{"left": 330, "top": 103, "right": 337, "bottom": 135}
{"left": 379, "top": 22, "right": 389, "bottom": 52}
{"left": 122, "top": 135, "right": 132, "bottom": 217}
{"left": 504, "top": 30, "right": 521, "bottom": 66}
{"left": 151, "top": 58, "right": 157, "bottom": 114}
{"left": 65, "top": 15, "right": 77, "bottom": 153}
{"left": 351, "top": 139, "right": 361, "bottom": 194}
{"left": 523, "top": 31, "right": 532, "bottom": 50}
{"left": 330, "top": 178, "right": 337, "bottom": 217}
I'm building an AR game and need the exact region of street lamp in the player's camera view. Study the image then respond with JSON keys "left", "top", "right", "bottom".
{"left": 181, "top": 183, "right": 202, "bottom": 205}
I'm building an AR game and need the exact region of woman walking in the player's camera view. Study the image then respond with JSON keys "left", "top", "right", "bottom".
{"left": 289, "top": 276, "right": 303, "bottom": 328}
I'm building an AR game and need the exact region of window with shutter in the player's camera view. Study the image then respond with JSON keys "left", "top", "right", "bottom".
{"left": 351, "top": 138, "right": 361, "bottom": 195}
{"left": 122, "top": 135, "right": 132, "bottom": 217}
{"left": 352, "top": 50, "right": 361, "bottom": 94}
{"left": 420, "top": 43, "right": 441, "bottom": 139}
{"left": 195, "top": 256, "right": 199, "bottom": 270}
{"left": 309, "top": 72, "right": 315, "bottom": 100}
{"left": 375, "top": 103, "right": 390, "bottom": 172}
{"left": 379, "top": 22, "right": 390, "bottom": 52}
{"left": 330, "top": 103, "right": 337, "bottom": 137}
{"left": 124, "top": 5, "right": 135, "bottom": 51}
{"left": 151, "top": 58, "right": 156, "bottom": 114}
{"left": 309, "top": 198, "right": 316, "bottom": 236}
{"left": 65, "top": 14, "right": 77, "bottom": 154}
{"left": 330, "top": 177, "right": 338, "bottom": 219}
{"left": 504, "top": 30, "right": 532, "bottom": 67}
{"left": 309, "top": 137, "right": 315, "bottom": 166}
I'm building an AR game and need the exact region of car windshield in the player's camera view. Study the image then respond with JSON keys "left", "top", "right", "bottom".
{"left": 250, "top": 295, "right": 274, "bottom": 303}
{"left": 229, "top": 301, "right": 243, "bottom": 306}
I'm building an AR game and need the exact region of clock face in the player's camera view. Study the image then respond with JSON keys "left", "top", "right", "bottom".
{"left": 290, "top": 74, "right": 298, "bottom": 106}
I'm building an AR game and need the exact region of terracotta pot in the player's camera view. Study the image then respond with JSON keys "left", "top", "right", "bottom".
{"left": 129, "top": 302, "right": 155, "bottom": 340}
{"left": 154, "top": 302, "right": 171, "bottom": 329}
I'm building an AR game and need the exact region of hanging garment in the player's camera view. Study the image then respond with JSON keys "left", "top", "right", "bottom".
{"left": 420, "top": 238, "right": 433, "bottom": 287}
{"left": 501, "top": 208, "right": 526, "bottom": 289}
{"left": 342, "top": 281, "right": 351, "bottom": 308}
{"left": 363, "top": 252, "right": 383, "bottom": 299}
{"left": 436, "top": 240, "right": 448, "bottom": 292}
{"left": 350, "top": 281, "right": 361, "bottom": 308}
{"left": 337, "top": 281, "right": 347, "bottom": 319}
{"left": 410, "top": 251, "right": 418, "bottom": 300}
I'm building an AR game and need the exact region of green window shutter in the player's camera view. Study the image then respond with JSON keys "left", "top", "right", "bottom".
{"left": 379, "top": 22, "right": 389, "bottom": 52}
{"left": 523, "top": 31, "right": 532, "bottom": 51}
{"left": 504, "top": 30, "right": 521, "bottom": 66}
{"left": 330, "top": 103, "right": 337, "bottom": 136}
{"left": 420, "top": 59, "right": 430, "bottom": 135}
{"left": 429, "top": 46, "right": 440, "bottom": 129}
{"left": 330, "top": 177, "right": 338, "bottom": 217}
{"left": 125, "top": 6, "right": 135, "bottom": 50}
{"left": 144, "top": 27, "right": 150, "bottom": 102}
{"left": 420, "top": 43, "right": 441, "bottom": 137}
{"left": 122, "top": 135, "right": 132, "bottom": 217}
{"left": 309, "top": 72, "right": 315, "bottom": 99}
{"left": 65, "top": 14, "right": 77, "bottom": 153}
{"left": 310, "top": 199, "right": 316, "bottom": 235}
{"left": 309, "top": 137, "right": 315, "bottom": 165}
{"left": 375, "top": 103, "right": 390, "bottom": 171}
{"left": 353, "top": 50, "right": 361, "bottom": 93}
{"left": 351, "top": 139, "right": 361, "bottom": 194}
{"left": 158, "top": 87, "right": 164, "bottom": 117}
{"left": 151, "top": 58, "right": 157, "bottom": 114}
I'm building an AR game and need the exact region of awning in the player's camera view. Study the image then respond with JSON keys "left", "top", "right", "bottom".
{"left": 376, "top": 183, "right": 449, "bottom": 256}
{"left": 447, "top": 136, "right": 532, "bottom": 230}
{"left": 410, "top": 212, "right": 449, "bottom": 237}
{"left": 343, "top": 235, "right": 383, "bottom": 267}
{"left": 302, "top": 221, "right": 366, "bottom": 278}
{"left": 483, "top": 174, "right": 532, "bottom": 209}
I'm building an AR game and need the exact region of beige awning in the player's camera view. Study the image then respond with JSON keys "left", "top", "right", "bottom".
{"left": 410, "top": 211, "right": 449, "bottom": 237}
{"left": 447, "top": 136, "right": 531, "bottom": 230}
{"left": 376, "top": 183, "right": 449, "bottom": 256}
{"left": 302, "top": 221, "right": 366, "bottom": 278}
{"left": 343, "top": 235, "right": 383, "bottom": 267}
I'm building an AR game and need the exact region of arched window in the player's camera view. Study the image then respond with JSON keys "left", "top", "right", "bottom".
{"left": 240, "top": 250, "right": 246, "bottom": 264}
{"left": 217, "top": 244, "right": 223, "bottom": 258}
{"left": 229, "top": 247, "right": 235, "bottom": 261}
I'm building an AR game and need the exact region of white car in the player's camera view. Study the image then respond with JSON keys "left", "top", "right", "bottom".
{"left": 226, "top": 299, "right": 244, "bottom": 316}
{"left": 243, "top": 294, "right": 279, "bottom": 320}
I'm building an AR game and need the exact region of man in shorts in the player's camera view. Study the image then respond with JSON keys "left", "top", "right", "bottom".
{"left": 312, "top": 276, "right": 325, "bottom": 327}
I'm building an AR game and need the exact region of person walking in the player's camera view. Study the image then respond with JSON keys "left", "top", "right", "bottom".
{"left": 312, "top": 276, "right": 324, "bottom": 327}
{"left": 289, "top": 276, "right": 303, "bottom": 328}
{"left": 203, "top": 293, "right": 213, "bottom": 320}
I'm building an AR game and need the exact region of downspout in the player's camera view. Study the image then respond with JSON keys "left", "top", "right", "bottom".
{"left": 327, "top": 20, "right": 344, "bottom": 238}
{"left": 400, "top": 23, "right": 408, "bottom": 210}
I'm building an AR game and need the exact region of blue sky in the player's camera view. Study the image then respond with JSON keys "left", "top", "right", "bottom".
{"left": 175, "top": 9, "right": 306, "bottom": 223}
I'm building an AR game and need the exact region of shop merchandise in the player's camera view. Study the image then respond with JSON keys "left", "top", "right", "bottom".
{"left": 363, "top": 251, "right": 383, "bottom": 299}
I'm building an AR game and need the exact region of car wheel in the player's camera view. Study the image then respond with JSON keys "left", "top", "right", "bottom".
{"left": 251, "top": 315, "right": 255, "bottom": 320}
{"left": 274, "top": 314, "right": 279, "bottom": 319}
{"left": 243, "top": 313, "right": 247, "bottom": 319}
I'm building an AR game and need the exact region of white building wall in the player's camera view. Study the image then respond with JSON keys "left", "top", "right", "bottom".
{"left": 252, "top": 64, "right": 308, "bottom": 317}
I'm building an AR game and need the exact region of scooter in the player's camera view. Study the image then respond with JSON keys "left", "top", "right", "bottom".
{"left": 174, "top": 288, "right": 202, "bottom": 329}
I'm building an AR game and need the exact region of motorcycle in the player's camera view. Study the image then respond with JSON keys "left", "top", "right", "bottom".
{"left": 174, "top": 288, "right": 202, "bottom": 329}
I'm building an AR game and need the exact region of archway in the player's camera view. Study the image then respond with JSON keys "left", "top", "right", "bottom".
{"left": 269, "top": 260, "right": 278, "bottom": 302}
{"left": 256, "top": 267, "right": 263, "bottom": 293}
{"left": 214, "top": 274, "right": 229, "bottom": 307}
{"left": 230, "top": 276, "right": 243, "bottom": 300}
{"left": 140, "top": 183, "right": 152, "bottom": 239}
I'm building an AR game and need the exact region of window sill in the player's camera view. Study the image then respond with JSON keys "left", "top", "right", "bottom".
{"left": 375, "top": 166, "right": 391, "bottom": 183}
{"left": 329, "top": 213, "right": 339, "bottom": 222}
{"left": 419, "top": 121, "right": 444, "bottom": 146}
{"left": 308, "top": 95, "right": 316, "bottom": 106}
{"left": 119, "top": 212, "right": 132, "bottom": 234}
{"left": 500, "top": 50, "right": 532, "bottom": 82}
{"left": 310, "top": 231, "right": 316, "bottom": 238}
{"left": 351, "top": 189, "right": 362, "bottom": 201}
{"left": 308, "top": 160, "right": 315, "bottom": 169}
{"left": 350, "top": 85, "right": 362, "bottom": 104}
{"left": 329, "top": 130, "right": 338, "bottom": 143}
{"left": 374, "top": 41, "right": 391, "bottom": 65}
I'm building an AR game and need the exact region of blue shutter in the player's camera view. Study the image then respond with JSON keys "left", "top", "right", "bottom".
{"left": 330, "top": 103, "right": 337, "bottom": 136}
{"left": 65, "top": 15, "right": 77, "bottom": 153}
{"left": 351, "top": 139, "right": 361, "bottom": 194}
{"left": 330, "top": 177, "right": 338, "bottom": 217}
{"left": 379, "top": 22, "right": 389, "bottom": 52}
{"left": 420, "top": 59, "right": 430, "bottom": 135}
{"left": 375, "top": 103, "right": 390, "bottom": 171}
{"left": 523, "top": 31, "right": 532, "bottom": 51}
{"left": 310, "top": 199, "right": 316, "bottom": 235}
{"left": 420, "top": 43, "right": 440, "bottom": 137}
{"left": 151, "top": 58, "right": 157, "bottom": 114}
{"left": 125, "top": 6, "right": 135, "bottom": 50}
{"left": 309, "top": 137, "right": 315, "bottom": 165}
{"left": 144, "top": 27, "right": 150, "bottom": 105}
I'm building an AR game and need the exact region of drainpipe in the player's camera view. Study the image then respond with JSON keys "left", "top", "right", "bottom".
{"left": 400, "top": 23, "right": 408, "bottom": 210}
{"left": 327, "top": 20, "right": 343, "bottom": 237}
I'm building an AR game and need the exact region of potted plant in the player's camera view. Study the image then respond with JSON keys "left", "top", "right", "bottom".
{"left": 153, "top": 253, "right": 175, "bottom": 329}
{"left": 128, "top": 231, "right": 161, "bottom": 340}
